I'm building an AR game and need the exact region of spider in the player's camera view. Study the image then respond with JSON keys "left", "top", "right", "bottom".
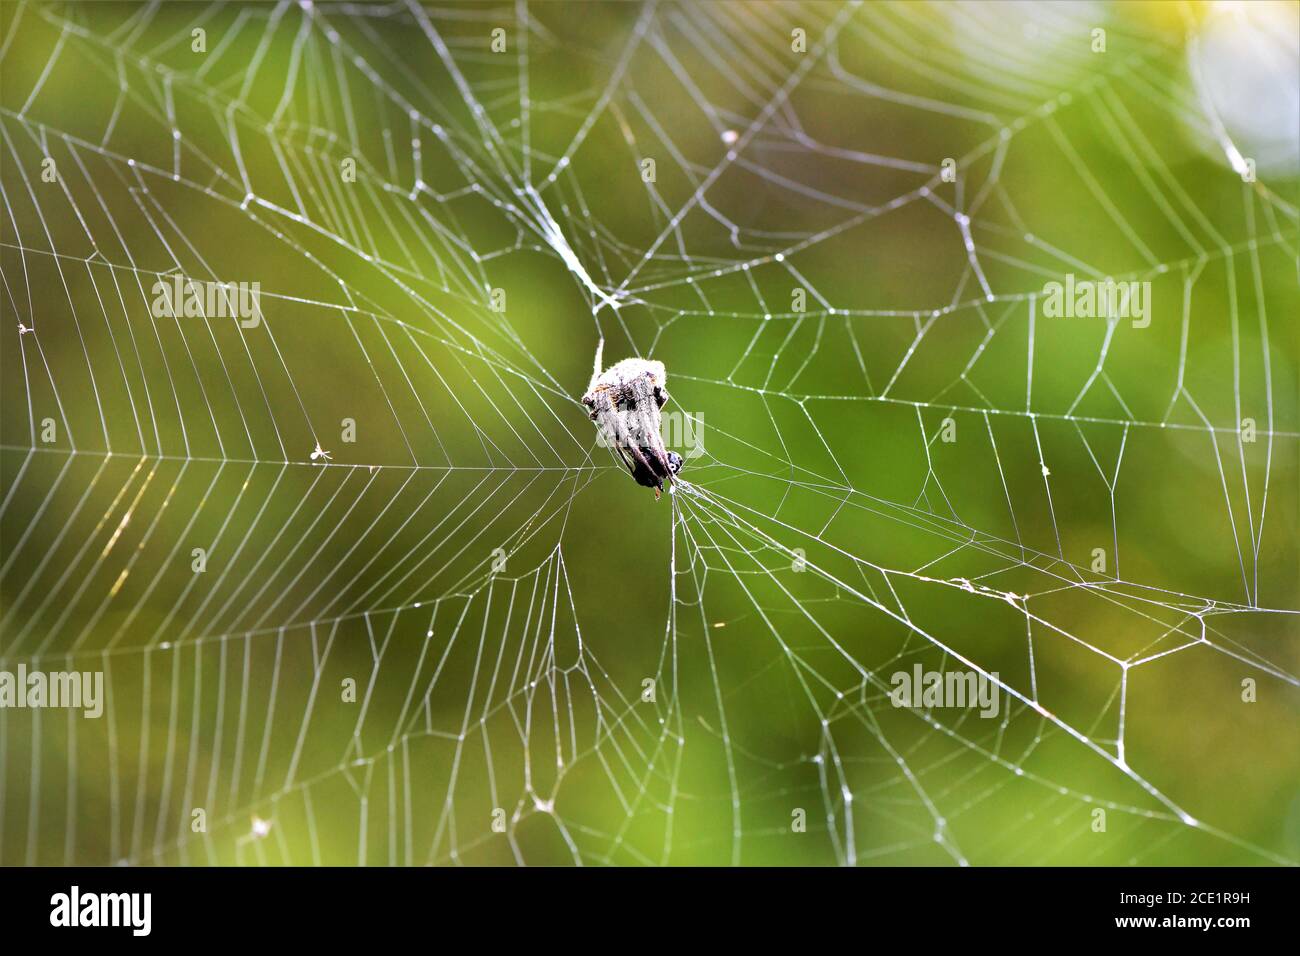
{"left": 310, "top": 441, "right": 332, "bottom": 462}
{"left": 581, "top": 339, "right": 682, "bottom": 499}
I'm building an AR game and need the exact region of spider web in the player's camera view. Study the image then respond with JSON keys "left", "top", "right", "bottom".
{"left": 1, "top": 0, "right": 1297, "bottom": 866}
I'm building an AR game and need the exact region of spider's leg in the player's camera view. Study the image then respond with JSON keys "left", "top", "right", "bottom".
{"left": 651, "top": 385, "right": 677, "bottom": 487}
{"left": 611, "top": 413, "right": 655, "bottom": 480}
{"left": 634, "top": 397, "right": 675, "bottom": 486}
{"left": 593, "top": 391, "right": 655, "bottom": 481}
{"left": 619, "top": 422, "right": 660, "bottom": 486}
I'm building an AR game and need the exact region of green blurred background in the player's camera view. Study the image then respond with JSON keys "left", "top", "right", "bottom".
{"left": 1, "top": 0, "right": 1297, "bottom": 865}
